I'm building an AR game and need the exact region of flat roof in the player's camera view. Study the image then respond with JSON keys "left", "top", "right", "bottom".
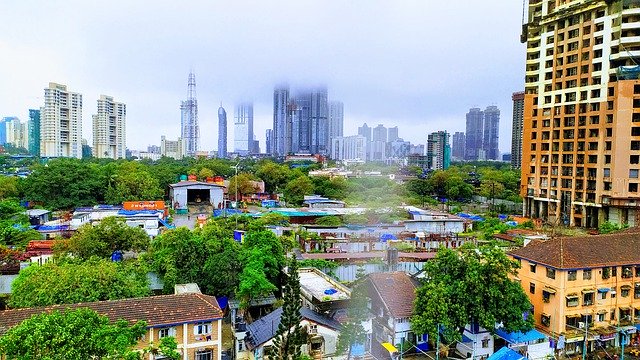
{"left": 298, "top": 268, "right": 350, "bottom": 302}
{"left": 301, "top": 251, "right": 436, "bottom": 261}
{"left": 168, "top": 181, "right": 225, "bottom": 188}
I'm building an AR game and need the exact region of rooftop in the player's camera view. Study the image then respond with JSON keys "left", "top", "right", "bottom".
{"left": 368, "top": 272, "right": 418, "bottom": 318}
{"left": 301, "top": 251, "right": 436, "bottom": 261}
{"left": 298, "top": 268, "right": 350, "bottom": 302}
{"left": 509, "top": 229, "right": 640, "bottom": 269}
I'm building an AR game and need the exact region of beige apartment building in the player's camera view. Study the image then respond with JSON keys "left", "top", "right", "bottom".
{"left": 41, "top": 82, "right": 83, "bottom": 158}
{"left": 92, "top": 95, "right": 126, "bottom": 159}
{"left": 510, "top": 232, "right": 640, "bottom": 355}
{"left": 521, "top": 0, "right": 640, "bottom": 227}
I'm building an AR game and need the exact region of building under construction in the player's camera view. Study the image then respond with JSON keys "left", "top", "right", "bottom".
{"left": 180, "top": 71, "right": 199, "bottom": 157}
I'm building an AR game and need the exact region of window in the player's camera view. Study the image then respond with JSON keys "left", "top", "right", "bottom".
{"left": 598, "top": 313, "right": 606, "bottom": 322}
{"left": 631, "top": 170, "right": 639, "bottom": 179}
{"left": 482, "top": 339, "right": 490, "bottom": 348}
{"left": 598, "top": 291, "right": 607, "bottom": 300}
{"left": 238, "top": 339, "right": 244, "bottom": 351}
{"left": 530, "top": 263, "right": 537, "bottom": 273}
{"left": 603, "top": 267, "right": 610, "bottom": 279}
{"left": 194, "top": 322, "right": 211, "bottom": 335}
{"left": 530, "top": 282, "right": 536, "bottom": 294}
{"left": 195, "top": 350, "right": 212, "bottom": 360}
{"left": 568, "top": 270, "right": 577, "bottom": 281}
{"left": 547, "top": 268, "right": 556, "bottom": 279}
{"left": 623, "top": 266, "right": 633, "bottom": 279}
{"left": 622, "top": 286, "right": 631, "bottom": 297}
{"left": 583, "top": 269, "right": 592, "bottom": 280}
{"left": 541, "top": 314, "right": 551, "bottom": 327}
{"left": 566, "top": 294, "right": 579, "bottom": 307}
{"left": 158, "top": 327, "right": 175, "bottom": 338}
{"left": 309, "top": 324, "right": 318, "bottom": 334}
{"left": 583, "top": 291, "right": 594, "bottom": 306}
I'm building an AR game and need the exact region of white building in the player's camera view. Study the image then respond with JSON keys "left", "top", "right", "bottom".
{"left": 92, "top": 95, "right": 126, "bottom": 159}
{"left": 234, "top": 103, "right": 253, "bottom": 156}
{"left": 41, "top": 83, "right": 83, "bottom": 158}
{"left": 330, "top": 135, "right": 366, "bottom": 162}
{"left": 328, "top": 101, "right": 343, "bottom": 155}
{"left": 161, "top": 135, "right": 184, "bottom": 159}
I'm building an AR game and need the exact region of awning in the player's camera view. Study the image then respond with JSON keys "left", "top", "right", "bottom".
{"left": 566, "top": 314, "right": 581, "bottom": 318}
{"left": 566, "top": 294, "right": 579, "bottom": 299}
{"left": 495, "top": 328, "right": 547, "bottom": 344}
{"left": 598, "top": 288, "right": 610, "bottom": 293}
{"left": 381, "top": 343, "right": 398, "bottom": 353}
{"left": 582, "top": 288, "right": 595, "bottom": 294}
{"left": 543, "top": 286, "right": 557, "bottom": 294}
{"left": 622, "top": 325, "right": 637, "bottom": 334}
{"left": 621, "top": 285, "right": 632, "bottom": 290}
{"left": 597, "top": 309, "right": 608, "bottom": 314}
{"left": 620, "top": 306, "right": 631, "bottom": 311}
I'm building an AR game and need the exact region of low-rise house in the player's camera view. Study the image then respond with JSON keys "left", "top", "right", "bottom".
{"left": 455, "top": 324, "right": 495, "bottom": 360}
{"left": 0, "top": 293, "right": 224, "bottom": 360}
{"left": 237, "top": 307, "right": 342, "bottom": 360}
{"left": 298, "top": 267, "right": 351, "bottom": 315}
{"left": 494, "top": 328, "right": 553, "bottom": 360}
{"left": 366, "top": 272, "right": 428, "bottom": 351}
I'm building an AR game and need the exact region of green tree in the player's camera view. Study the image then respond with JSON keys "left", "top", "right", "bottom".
{"left": 228, "top": 173, "right": 258, "bottom": 199}
{"left": 266, "top": 256, "right": 307, "bottom": 360}
{"left": 411, "top": 244, "right": 533, "bottom": 345}
{"left": 0, "top": 200, "right": 41, "bottom": 248}
{"left": 310, "top": 176, "right": 347, "bottom": 200}
{"left": 9, "top": 258, "right": 150, "bottom": 308}
{"left": 144, "top": 336, "right": 181, "bottom": 360}
{"left": 55, "top": 216, "right": 150, "bottom": 260}
{"left": 283, "top": 176, "right": 314, "bottom": 206}
{"left": 406, "top": 178, "right": 432, "bottom": 207}
{"left": 315, "top": 216, "right": 342, "bottom": 226}
{"left": 255, "top": 161, "right": 291, "bottom": 193}
{"left": 336, "top": 283, "right": 369, "bottom": 357}
{"left": 0, "top": 308, "right": 146, "bottom": 360}
{"left": 0, "top": 176, "right": 19, "bottom": 200}
{"left": 105, "top": 162, "right": 164, "bottom": 204}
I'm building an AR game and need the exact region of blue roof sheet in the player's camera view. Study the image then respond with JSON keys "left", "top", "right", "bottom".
{"left": 351, "top": 343, "right": 365, "bottom": 356}
{"left": 216, "top": 296, "right": 228, "bottom": 310}
{"left": 488, "top": 347, "right": 526, "bottom": 360}
{"left": 495, "top": 328, "right": 546, "bottom": 344}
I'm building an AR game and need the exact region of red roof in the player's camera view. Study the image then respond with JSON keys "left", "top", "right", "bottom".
{"left": 368, "top": 272, "right": 418, "bottom": 318}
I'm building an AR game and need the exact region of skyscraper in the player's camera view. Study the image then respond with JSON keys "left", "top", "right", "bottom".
{"left": 273, "top": 85, "right": 290, "bottom": 156}
{"left": 265, "top": 129, "right": 273, "bottom": 155}
{"left": 331, "top": 135, "right": 366, "bottom": 162}
{"left": 218, "top": 105, "right": 227, "bottom": 158}
{"left": 328, "top": 101, "right": 344, "bottom": 149}
{"left": 372, "top": 124, "right": 387, "bottom": 142}
{"left": 483, "top": 105, "right": 500, "bottom": 160}
{"left": 234, "top": 103, "right": 253, "bottom": 156}
{"left": 452, "top": 131, "right": 465, "bottom": 161}
{"left": 464, "top": 108, "right": 483, "bottom": 161}
{"left": 41, "top": 82, "right": 83, "bottom": 158}
{"left": 28, "top": 109, "right": 40, "bottom": 156}
{"left": 511, "top": 92, "right": 525, "bottom": 169}
{"left": 287, "top": 87, "right": 329, "bottom": 155}
{"left": 92, "top": 95, "right": 126, "bottom": 159}
{"left": 0, "top": 118, "right": 6, "bottom": 145}
{"left": 3, "top": 117, "right": 20, "bottom": 146}
{"left": 427, "top": 131, "right": 451, "bottom": 170}
{"left": 388, "top": 126, "right": 399, "bottom": 142}
{"left": 358, "top": 123, "right": 372, "bottom": 142}
{"left": 180, "top": 72, "right": 199, "bottom": 157}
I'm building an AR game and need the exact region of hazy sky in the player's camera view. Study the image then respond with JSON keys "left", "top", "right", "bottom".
{"left": 1, "top": 1, "right": 525, "bottom": 154}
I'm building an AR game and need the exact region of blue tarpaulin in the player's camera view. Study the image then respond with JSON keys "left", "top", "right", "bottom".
{"left": 495, "top": 328, "right": 546, "bottom": 344}
{"left": 457, "top": 213, "right": 485, "bottom": 222}
{"left": 213, "top": 209, "right": 244, "bottom": 217}
{"left": 324, "top": 288, "right": 338, "bottom": 295}
{"left": 380, "top": 233, "right": 397, "bottom": 242}
{"left": 216, "top": 296, "right": 228, "bottom": 310}
{"left": 350, "top": 344, "right": 365, "bottom": 357}
{"left": 488, "top": 347, "right": 526, "bottom": 360}
{"left": 416, "top": 342, "right": 430, "bottom": 351}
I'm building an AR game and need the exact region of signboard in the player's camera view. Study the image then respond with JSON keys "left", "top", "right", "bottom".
{"left": 123, "top": 201, "right": 165, "bottom": 211}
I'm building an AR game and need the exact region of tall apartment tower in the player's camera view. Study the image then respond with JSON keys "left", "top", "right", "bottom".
{"left": 483, "top": 105, "right": 500, "bottom": 160}
{"left": 234, "top": 103, "right": 253, "bottom": 156}
{"left": 308, "top": 87, "right": 329, "bottom": 154}
{"left": 464, "top": 108, "right": 484, "bottom": 161}
{"left": 273, "top": 85, "right": 290, "bottom": 156}
{"left": 520, "top": 0, "right": 640, "bottom": 228}
{"left": 180, "top": 72, "right": 199, "bottom": 157}
{"left": 28, "top": 109, "right": 40, "bottom": 156}
{"left": 452, "top": 131, "right": 465, "bottom": 161}
{"left": 427, "top": 131, "right": 451, "bottom": 170}
{"left": 388, "top": 126, "right": 399, "bottom": 142}
{"left": 511, "top": 92, "right": 525, "bottom": 169}
{"left": 265, "top": 129, "right": 273, "bottom": 155}
{"left": 358, "top": 123, "right": 372, "bottom": 142}
{"left": 328, "top": 101, "right": 344, "bottom": 154}
{"left": 218, "top": 105, "right": 227, "bottom": 158}
{"left": 92, "top": 95, "right": 126, "bottom": 159}
{"left": 41, "top": 83, "right": 83, "bottom": 158}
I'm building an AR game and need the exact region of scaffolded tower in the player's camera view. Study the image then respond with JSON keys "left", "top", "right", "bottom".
{"left": 181, "top": 71, "right": 199, "bottom": 156}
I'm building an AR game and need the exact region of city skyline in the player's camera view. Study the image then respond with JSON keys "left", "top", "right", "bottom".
{"left": 0, "top": 1, "right": 523, "bottom": 154}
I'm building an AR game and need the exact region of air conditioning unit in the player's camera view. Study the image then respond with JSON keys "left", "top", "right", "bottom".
{"left": 578, "top": 322, "right": 585, "bottom": 329}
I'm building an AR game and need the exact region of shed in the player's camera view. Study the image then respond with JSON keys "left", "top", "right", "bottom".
{"left": 168, "top": 181, "right": 225, "bottom": 213}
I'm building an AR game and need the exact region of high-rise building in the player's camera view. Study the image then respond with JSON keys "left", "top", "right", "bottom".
{"left": 272, "top": 85, "right": 290, "bottom": 156}
{"left": 28, "top": 109, "right": 40, "bottom": 156}
{"left": 180, "top": 72, "right": 199, "bottom": 157}
{"left": 92, "top": 95, "right": 126, "bottom": 159}
{"left": 41, "top": 83, "right": 83, "bottom": 158}
{"left": 288, "top": 87, "right": 329, "bottom": 155}
{"left": 452, "top": 131, "right": 465, "bottom": 161}
{"left": 388, "top": 138, "right": 411, "bottom": 159}
{"left": 427, "top": 131, "right": 451, "bottom": 170}
{"left": 388, "top": 126, "right": 399, "bottom": 142}
{"left": 483, "top": 105, "right": 500, "bottom": 160}
{"left": 161, "top": 135, "right": 183, "bottom": 160}
{"left": 4, "top": 117, "right": 21, "bottom": 147}
{"left": 464, "top": 108, "right": 484, "bottom": 161}
{"left": 511, "top": 92, "right": 525, "bottom": 169}
{"left": 0, "top": 118, "right": 6, "bottom": 145}
{"left": 265, "top": 129, "right": 273, "bottom": 156}
{"left": 358, "top": 123, "right": 372, "bottom": 142}
{"left": 331, "top": 135, "right": 366, "bottom": 162}
{"left": 234, "top": 103, "right": 253, "bottom": 156}
{"left": 218, "top": 105, "right": 227, "bottom": 158}
{"left": 372, "top": 124, "right": 387, "bottom": 142}
{"left": 410, "top": 143, "right": 425, "bottom": 156}
{"left": 520, "top": 0, "right": 640, "bottom": 228}
{"left": 328, "top": 101, "right": 344, "bottom": 154}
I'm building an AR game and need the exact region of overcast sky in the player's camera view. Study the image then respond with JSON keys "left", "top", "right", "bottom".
{"left": 0, "top": 1, "right": 525, "bottom": 154}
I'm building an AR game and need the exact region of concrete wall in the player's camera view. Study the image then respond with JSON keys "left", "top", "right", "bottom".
{"left": 0, "top": 274, "right": 18, "bottom": 294}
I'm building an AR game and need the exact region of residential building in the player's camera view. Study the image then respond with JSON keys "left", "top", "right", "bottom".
{"left": 366, "top": 272, "right": 428, "bottom": 349}
{"left": 407, "top": 154, "right": 429, "bottom": 170}
{"left": 28, "top": 109, "right": 40, "bottom": 156}
{"left": 388, "top": 138, "right": 411, "bottom": 160}
{"left": 509, "top": 232, "right": 640, "bottom": 355}
{"left": 41, "top": 82, "right": 83, "bottom": 158}
{"left": 427, "top": 131, "right": 451, "bottom": 170}
{"left": 368, "top": 140, "right": 387, "bottom": 162}
{"left": 520, "top": 0, "right": 640, "bottom": 228}
{"left": 272, "top": 85, "right": 290, "bottom": 156}
{"left": 512, "top": 92, "right": 525, "bottom": 169}
{"left": 218, "top": 105, "right": 227, "bottom": 158}
{"left": 358, "top": 123, "right": 372, "bottom": 142}
{"left": 234, "top": 103, "right": 253, "bottom": 156}
{"left": 0, "top": 118, "right": 6, "bottom": 145}
{"left": 452, "top": 131, "right": 465, "bottom": 161}
{"left": 265, "top": 129, "right": 273, "bottom": 156}
{"left": 330, "top": 135, "right": 366, "bottom": 162}
{"left": 328, "top": 101, "right": 344, "bottom": 155}
{"left": 372, "top": 124, "right": 387, "bottom": 143}
{"left": 290, "top": 87, "right": 329, "bottom": 155}
{"left": 298, "top": 268, "right": 351, "bottom": 314}
{"left": 0, "top": 293, "right": 224, "bottom": 360}
{"left": 92, "top": 95, "right": 126, "bottom": 159}
{"left": 465, "top": 108, "right": 484, "bottom": 161}
{"left": 180, "top": 71, "right": 199, "bottom": 157}
{"left": 4, "top": 117, "right": 24, "bottom": 148}
{"left": 410, "top": 144, "right": 425, "bottom": 156}
{"left": 388, "top": 126, "right": 399, "bottom": 142}
{"left": 483, "top": 105, "right": 500, "bottom": 160}
{"left": 161, "top": 135, "right": 184, "bottom": 160}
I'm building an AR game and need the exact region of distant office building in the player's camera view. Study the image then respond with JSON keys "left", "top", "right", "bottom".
{"left": 161, "top": 135, "right": 184, "bottom": 160}
{"left": 234, "top": 103, "right": 253, "bottom": 156}
{"left": 265, "top": 129, "right": 273, "bottom": 155}
{"left": 288, "top": 87, "right": 329, "bottom": 155}
{"left": 3, "top": 117, "right": 20, "bottom": 146}
{"left": 82, "top": 139, "right": 92, "bottom": 158}
{"left": 147, "top": 145, "right": 161, "bottom": 154}
{"left": 388, "top": 126, "right": 399, "bottom": 142}
{"left": 331, "top": 135, "right": 366, "bottom": 162}
{"left": 218, "top": 105, "right": 227, "bottom": 158}
{"left": 41, "top": 82, "right": 83, "bottom": 158}
{"left": 180, "top": 72, "right": 199, "bottom": 157}
{"left": 369, "top": 140, "right": 387, "bottom": 162}
{"left": 92, "top": 95, "right": 126, "bottom": 159}
{"left": 388, "top": 138, "right": 411, "bottom": 159}
{"left": 251, "top": 138, "right": 260, "bottom": 155}
{"left": 464, "top": 108, "right": 483, "bottom": 161}
{"left": 502, "top": 153, "right": 511, "bottom": 162}
{"left": 328, "top": 101, "right": 344, "bottom": 154}
{"left": 272, "top": 85, "right": 290, "bottom": 156}
{"left": 427, "top": 131, "right": 451, "bottom": 170}
{"left": 0, "top": 118, "right": 6, "bottom": 145}
{"left": 483, "top": 105, "right": 500, "bottom": 160}
{"left": 372, "top": 124, "right": 387, "bottom": 142}
{"left": 511, "top": 92, "right": 524, "bottom": 169}
{"left": 358, "top": 123, "right": 372, "bottom": 142}
{"left": 28, "top": 109, "right": 40, "bottom": 156}
{"left": 452, "top": 131, "right": 465, "bottom": 161}
{"left": 410, "top": 143, "right": 425, "bottom": 156}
